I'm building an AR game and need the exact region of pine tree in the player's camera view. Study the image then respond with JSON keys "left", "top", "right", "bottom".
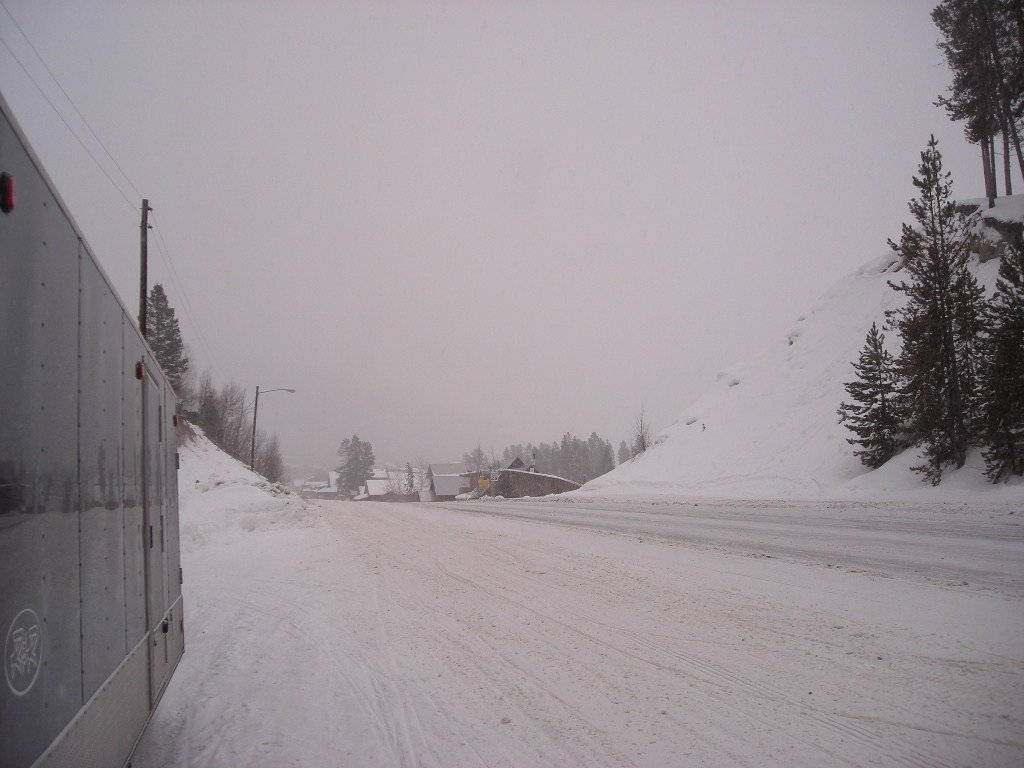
{"left": 405, "top": 462, "right": 416, "bottom": 494}
{"left": 146, "top": 284, "right": 190, "bottom": 393}
{"left": 934, "top": 0, "right": 1001, "bottom": 202}
{"left": 617, "top": 441, "right": 631, "bottom": 465}
{"left": 837, "top": 323, "right": 901, "bottom": 468}
{"left": 586, "top": 432, "right": 615, "bottom": 478}
{"left": 462, "top": 444, "right": 486, "bottom": 473}
{"left": 887, "top": 136, "right": 983, "bottom": 484}
{"left": 933, "top": 0, "right": 1024, "bottom": 198}
{"left": 975, "top": 236, "right": 1024, "bottom": 480}
{"left": 336, "top": 435, "right": 375, "bottom": 497}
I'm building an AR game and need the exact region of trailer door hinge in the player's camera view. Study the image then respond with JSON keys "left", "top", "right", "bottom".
{"left": 149, "top": 525, "right": 153, "bottom": 548}
{"left": 179, "top": 566, "right": 183, "bottom": 585}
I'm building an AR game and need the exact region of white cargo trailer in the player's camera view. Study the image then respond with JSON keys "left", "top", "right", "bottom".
{"left": 0, "top": 91, "right": 184, "bottom": 768}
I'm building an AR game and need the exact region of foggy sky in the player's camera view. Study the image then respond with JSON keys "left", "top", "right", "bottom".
{"left": 0, "top": 1, "right": 993, "bottom": 473}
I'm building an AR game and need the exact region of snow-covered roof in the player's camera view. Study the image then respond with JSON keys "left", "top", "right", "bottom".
{"left": 500, "top": 468, "right": 579, "bottom": 486}
{"left": 429, "top": 462, "right": 467, "bottom": 476}
{"left": 365, "top": 478, "right": 391, "bottom": 496}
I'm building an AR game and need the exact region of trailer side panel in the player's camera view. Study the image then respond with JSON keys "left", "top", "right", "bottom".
{"left": 0, "top": 95, "right": 184, "bottom": 768}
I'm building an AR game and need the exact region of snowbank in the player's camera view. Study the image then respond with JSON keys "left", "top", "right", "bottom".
{"left": 581, "top": 196, "right": 1024, "bottom": 503}
{"left": 177, "top": 424, "right": 315, "bottom": 546}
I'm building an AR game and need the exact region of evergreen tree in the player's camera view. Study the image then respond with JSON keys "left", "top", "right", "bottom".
{"left": 975, "top": 237, "right": 1024, "bottom": 480}
{"left": 405, "top": 462, "right": 417, "bottom": 493}
{"left": 146, "top": 284, "right": 190, "bottom": 393}
{"left": 617, "top": 440, "right": 631, "bottom": 465}
{"left": 837, "top": 323, "right": 902, "bottom": 468}
{"left": 933, "top": 0, "right": 1024, "bottom": 198}
{"left": 462, "top": 444, "right": 486, "bottom": 473}
{"left": 887, "top": 136, "right": 983, "bottom": 484}
{"left": 336, "top": 435, "right": 375, "bottom": 497}
{"left": 561, "top": 433, "right": 589, "bottom": 484}
{"left": 586, "top": 432, "right": 615, "bottom": 478}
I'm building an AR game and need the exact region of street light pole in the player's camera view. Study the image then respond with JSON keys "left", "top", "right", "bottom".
{"left": 249, "top": 385, "right": 296, "bottom": 472}
{"left": 250, "top": 385, "right": 260, "bottom": 471}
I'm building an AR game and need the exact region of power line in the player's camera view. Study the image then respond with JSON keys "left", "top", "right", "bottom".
{"left": 0, "top": 0, "right": 142, "bottom": 200}
{"left": 0, "top": 32, "right": 136, "bottom": 212}
{"left": 0, "top": 8, "right": 220, "bottom": 367}
{"left": 150, "top": 217, "right": 218, "bottom": 365}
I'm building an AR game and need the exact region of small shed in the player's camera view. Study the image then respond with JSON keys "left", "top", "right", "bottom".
{"left": 422, "top": 463, "right": 470, "bottom": 501}
{"left": 365, "top": 478, "right": 391, "bottom": 498}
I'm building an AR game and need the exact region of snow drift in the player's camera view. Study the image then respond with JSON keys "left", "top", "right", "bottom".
{"left": 582, "top": 196, "right": 1024, "bottom": 502}
{"left": 176, "top": 423, "right": 314, "bottom": 546}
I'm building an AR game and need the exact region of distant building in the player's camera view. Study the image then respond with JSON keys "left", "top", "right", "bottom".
{"left": 487, "top": 467, "right": 579, "bottom": 498}
{"left": 356, "top": 468, "right": 420, "bottom": 502}
{"left": 461, "top": 457, "right": 525, "bottom": 496}
{"left": 364, "top": 477, "right": 391, "bottom": 499}
{"left": 426, "top": 457, "right": 578, "bottom": 500}
{"left": 421, "top": 463, "right": 470, "bottom": 501}
{"left": 299, "top": 470, "right": 340, "bottom": 500}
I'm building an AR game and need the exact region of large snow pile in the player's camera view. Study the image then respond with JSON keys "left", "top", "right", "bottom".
{"left": 583, "top": 197, "right": 1024, "bottom": 503}
{"left": 177, "top": 424, "right": 314, "bottom": 546}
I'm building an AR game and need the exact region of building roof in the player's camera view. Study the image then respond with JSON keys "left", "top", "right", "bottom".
{"left": 501, "top": 468, "right": 580, "bottom": 487}
{"left": 429, "top": 462, "right": 467, "bottom": 476}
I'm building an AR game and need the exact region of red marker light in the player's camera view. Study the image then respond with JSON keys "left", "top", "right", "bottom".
{"left": 0, "top": 173, "right": 13, "bottom": 213}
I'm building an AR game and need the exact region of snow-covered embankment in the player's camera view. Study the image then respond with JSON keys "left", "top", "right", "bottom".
{"left": 176, "top": 424, "right": 315, "bottom": 546}
{"left": 582, "top": 196, "right": 1024, "bottom": 502}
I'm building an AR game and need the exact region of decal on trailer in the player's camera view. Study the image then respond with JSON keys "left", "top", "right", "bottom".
{"left": 4, "top": 608, "right": 42, "bottom": 696}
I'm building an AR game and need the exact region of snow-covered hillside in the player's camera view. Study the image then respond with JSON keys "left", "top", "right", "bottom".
{"left": 176, "top": 424, "right": 314, "bottom": 546}
{"left": 582, "top": 196, "right": 1024, "bottom": 502}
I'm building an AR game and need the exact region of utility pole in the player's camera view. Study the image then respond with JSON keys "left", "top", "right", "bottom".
{"left": 139, "top": 198, "right": 152, "bottom": 336}
{"left": 250, "top": 385, "right": 260, "bottom": 471}
{"left": 248, "top": 386, "right": 294, "bottom": 473}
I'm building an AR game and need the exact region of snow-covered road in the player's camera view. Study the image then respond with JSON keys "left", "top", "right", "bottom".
{"left": 134, "top": 499, "right": 1024, "bottom": 768}
{"left": 438, "top": 498, "right": 1024, "bottom": 595}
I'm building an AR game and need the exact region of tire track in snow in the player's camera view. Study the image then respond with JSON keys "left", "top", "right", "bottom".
{"left": 455, "top": 542, "right": 952, "bottom": 768}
